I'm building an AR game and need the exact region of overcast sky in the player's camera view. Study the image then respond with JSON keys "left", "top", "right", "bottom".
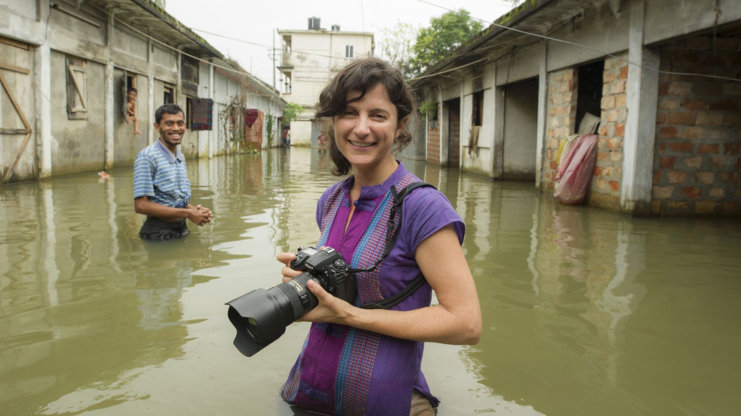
{"left": 166, "top": 0, "right": 519, "bottom": 87}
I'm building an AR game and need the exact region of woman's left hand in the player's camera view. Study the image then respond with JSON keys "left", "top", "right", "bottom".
{"left": 296, "top": 279, "right": 355, "bottom": 323}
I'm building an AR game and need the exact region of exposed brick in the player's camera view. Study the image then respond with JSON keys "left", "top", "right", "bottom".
{"left": 718, "top": 172, "right": 740, "bottom": 184}
{"left": 653, "top": 185, "right": 674, "bottom": 199}
{"left": 602, "top": 96, "right": 615, "bottom": 109}
{"left": 682, "top": 186, "right": 702, "bottom": 198}
{"left": 723, "top": 143, "right": 740, "bottom": 155}
{"left": 668, "top": 82, "right": 693, "bottom": 95}
{"left": 658, "top": 126, "right": 678, "bottom": 139}
{"left": 615, "top": 123, "right": 625, "bottom": 137}
{"left": 606, "top": 138, "right": 621, "bottom": 150}
{"left": 659, "top": 156, "right": 676, "bottom": 169}
{"left": 683, "top": 98, "right": 707, "bottom": 111}
{"left": 696, "top": 201, "right": 718, "bottom": 214}
{"left": 653, "top": 170, "right": 662, "bottom": 184}
{"left": 668, "top": 111, "right": 697, "bottom": 125}
{"left": 683, "top": 126, "right": 706, "bottom": 140}
{"left": 698, "top": 143, "right": 719, "bottom": 154}
{"left": 670, "top": 142, "right": 693, "bottom": 152}
{"left": 618, "top": 65, "right": 629, "bottom": 80}
{"left": 696, "top": 112, "right": 724, "bottom": 126}
{"left": 709, "top": 98, "right": 739, "bottom": 112}
{"left": 610, "top": 151, "right": 623, "bottom": 163}
{"left": 710, "top": 187, "right": 726, "bottom": 198}
{"left": 667, "top": 201, "right": 689, "bottom": 212}
{"left": 611, "top": 80, "right": 626, "bottom": 94}
{"left": 609, "top": 180, "right": 620, "bottom": 192}
{"left": 659, "top": 97, "right": 681, "bottom": 110}
{"left": 696, "top": 171, "right": 714, "bottom": 184}
{"left": 683, "top": 156, "right": 703, "bottom": 169}
{"left": 667, "top": 170, "right": 688, "bottom": 184}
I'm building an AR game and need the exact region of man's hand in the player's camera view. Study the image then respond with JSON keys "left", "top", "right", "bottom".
{"left": 187, "top": 204, "right": 213, "bottom": 226}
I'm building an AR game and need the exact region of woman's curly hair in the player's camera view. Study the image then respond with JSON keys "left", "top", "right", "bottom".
{"left": 315, "top": 57, "right": 416, "bottom": 176}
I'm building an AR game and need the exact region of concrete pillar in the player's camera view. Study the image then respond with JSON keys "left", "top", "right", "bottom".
{"left": 621, "top": 0, "right": 660, "bottom": 215}
{"left": 492, "top": 76, "right": 505, "bottom": 180}
{"left": 35, "top": 43, "right": 52, "bottom": 178}
{"left": 104, "top": 13, "right": 115, "bottom": 169}
{"left": 535, "top": 40, "right": 548, "bottom": 189}
{"left": 147, "top": 39, "right": 154, "bottom": 145}
{"left": 209, "top": 62, "right": 214, "bottom": 158}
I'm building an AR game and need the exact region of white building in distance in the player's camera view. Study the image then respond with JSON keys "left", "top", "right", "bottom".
{"left": 278, "top": 18, "right": 374, "bottom": 146}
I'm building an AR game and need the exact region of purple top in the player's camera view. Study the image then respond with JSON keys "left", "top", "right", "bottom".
{"left": 281, "top": 162, "right": 464, "bottom": 415}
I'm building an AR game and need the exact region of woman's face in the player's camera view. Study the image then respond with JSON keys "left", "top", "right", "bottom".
{"left": 333, "top": 83, "right": 406, "bottom": 178}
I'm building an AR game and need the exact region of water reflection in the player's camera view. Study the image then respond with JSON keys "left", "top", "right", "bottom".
{"left": 1, "top": 148, "right": 740, "bottom": 416}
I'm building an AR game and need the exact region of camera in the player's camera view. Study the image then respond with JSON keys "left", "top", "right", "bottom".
{"left": 226, "top": 246, "right": 355, "bottom": 357}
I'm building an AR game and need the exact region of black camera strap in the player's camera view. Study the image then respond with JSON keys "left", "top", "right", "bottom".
{"left": 348, "top": 181, "right": 436, "bottom": 310}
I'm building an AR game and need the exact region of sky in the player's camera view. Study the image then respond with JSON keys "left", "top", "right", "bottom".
{"left": 165, "top": 0, "right": 520, "bottom": 88}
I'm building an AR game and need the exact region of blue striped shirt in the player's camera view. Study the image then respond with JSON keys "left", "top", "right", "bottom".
{"left": 133, "top": 140, "right": 191, "bottom": 208}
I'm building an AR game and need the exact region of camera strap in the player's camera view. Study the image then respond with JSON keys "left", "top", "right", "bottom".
{"left": 350, "top": 181, "right": 436, "bottom": 310}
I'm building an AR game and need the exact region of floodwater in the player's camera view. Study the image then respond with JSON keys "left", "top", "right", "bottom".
{"left": 1, "top": 148, "right": 740, "bottom": 416}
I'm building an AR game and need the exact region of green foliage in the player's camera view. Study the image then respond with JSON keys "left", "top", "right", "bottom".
{"left": 378, "top": 22, "right": 419, "bottom": 78}
{"left": 407, "top": 9, "right": 484, "bottom": 77}
{"left": 282, "top": 102, "right": 303, "bottom": 125}
{"left": 418, "top": 100, "right": 438, "bottom": 118}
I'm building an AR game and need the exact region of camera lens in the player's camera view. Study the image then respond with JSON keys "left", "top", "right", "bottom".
{"left": 226, "top": 272, "right": 318, "bottom": 357}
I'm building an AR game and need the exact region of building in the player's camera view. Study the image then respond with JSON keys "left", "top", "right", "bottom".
{"left": 277, "top": 18, "right": 374, "bottom": 146}
{"left": 411, "top": 0, "right": 741, "bottom": 217}
{"left": 0, "top": 0, "right": 285, "bottom": 184}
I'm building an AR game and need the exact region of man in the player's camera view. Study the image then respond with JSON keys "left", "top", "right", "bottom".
{"left": 133, "top": 104, "right": 212, "bottom": 240}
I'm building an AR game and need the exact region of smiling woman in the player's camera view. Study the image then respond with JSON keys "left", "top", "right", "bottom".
{"left": 274, "top": 57, "right": 481, "bottom": 416}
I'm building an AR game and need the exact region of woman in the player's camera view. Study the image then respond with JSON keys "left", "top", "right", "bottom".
{"left": 276, "top": 58, "right": 481, "bottom": 416}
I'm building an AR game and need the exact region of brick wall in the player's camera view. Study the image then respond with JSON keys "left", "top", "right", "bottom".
{"left": 426, "top": 106, "right": 441, "bottom": 163}
{"left": 544, "top": 68, "right": 577, "bottom": 192}
{"left": 652, "top": 34, "right": 741, "bottom": 215}
{"left": 589, "top": 54, "right": 628, "bottom": 210}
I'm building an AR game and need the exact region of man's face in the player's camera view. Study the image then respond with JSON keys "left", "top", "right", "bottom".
{"left": 155, "top": 112, "right": 185, "bottom": 149}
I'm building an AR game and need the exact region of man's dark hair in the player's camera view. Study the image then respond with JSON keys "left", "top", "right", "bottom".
{"left": 315, "top": 57, "right": 416, "bottom": 176}
{"left": 155, "top": 104, "right": 184, "bottom": 124}
{"left": 128, "top": 87, "right": 138, "bottom": 94}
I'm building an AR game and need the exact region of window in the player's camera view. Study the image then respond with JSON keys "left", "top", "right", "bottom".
{"left": 576, "top": 60, "right": 604, "bottom": 134}
{"left": 164, "top": 84, "right": 174, "bottom": 104}
{"left": 345, "top": 45, "right": 354, "bottom": 58}
{"left": 66, "top": 56, "right": 87, "bottom": 119}
{"left": 121, "top": 73, "right": 137, "bottom": 120}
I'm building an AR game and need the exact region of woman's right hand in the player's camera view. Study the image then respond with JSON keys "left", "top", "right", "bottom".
{"left": 276, "top": 252, "right": 303, "bottom": 283}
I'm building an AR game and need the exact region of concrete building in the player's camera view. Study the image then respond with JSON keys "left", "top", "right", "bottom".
{"left": 411, "top": 0, "right": 741, "bottom": 217}
{"left": 0, "top": 0, "right": 284, "bottom": 184}
{"left": 277, "top": 18, "right": 374, "bottom": 146}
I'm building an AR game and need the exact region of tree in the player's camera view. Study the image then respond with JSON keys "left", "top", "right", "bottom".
{"left": 282, "top": 102, "right": 303, "bottom": 126}
{"left": 378, "top": 22, "right": 419, "bottom": 78}
{"left": 407, "top": 9, "right": 484, "bottom": 78}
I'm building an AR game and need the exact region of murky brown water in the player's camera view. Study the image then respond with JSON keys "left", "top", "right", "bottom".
{"left": 1, "top": 148, "right": 740, "bottom": 416}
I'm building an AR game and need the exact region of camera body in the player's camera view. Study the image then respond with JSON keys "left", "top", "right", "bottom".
{"left": 290, "top": 246, "right": 355, "bottom": 304}
{"left": 227, "top": 246, "right": 355, "bottom": 357}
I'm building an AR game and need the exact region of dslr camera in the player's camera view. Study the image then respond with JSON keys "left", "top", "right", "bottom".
{"left": 227, "top": 246, "right": 355, "bottom": 356}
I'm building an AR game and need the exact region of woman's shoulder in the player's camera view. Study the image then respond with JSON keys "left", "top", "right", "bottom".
{"left": 400, "top": 183, "right": 464, "bottom": 244}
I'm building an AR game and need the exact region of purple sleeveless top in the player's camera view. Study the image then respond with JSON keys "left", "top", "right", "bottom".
{"left": 280, "top": 162, "right": 464, "bottom": 416}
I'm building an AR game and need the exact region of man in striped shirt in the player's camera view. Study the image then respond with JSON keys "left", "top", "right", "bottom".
{"left": 133, "top": 104, "right": 212, "bottom": 240}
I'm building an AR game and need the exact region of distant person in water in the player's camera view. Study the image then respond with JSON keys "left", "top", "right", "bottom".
{"left": 133, "top": 104, "right": 212, "bottom": 240}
